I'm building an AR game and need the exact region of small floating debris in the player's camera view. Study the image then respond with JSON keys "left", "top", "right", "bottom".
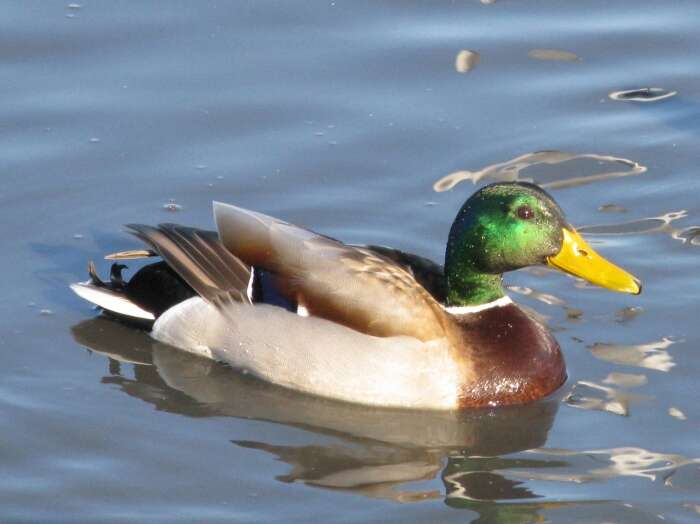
{"left": 609, "top": 87, "right": 677, "bottom": 103}
{"left": 669, "top": 407, "right": 687, "bottom": 420}
{"left": 615, "top": 306, "right": 643, "bottom": 323}
{"left": 88, "top": 137, "right": 101, "bottom": 143}
{"left": 66, "top": 3, "right": 81, "bottom": 9}
{"left": 528, "top": 49, "right": 580, "bottom": 62}
{"left": 565, "top": 307, "right": 583, "bottom": 321}
{"left": 40, "top": 309, "right": 54, "bottom": 316}
{"left": 162, "top": 199, "right": 182, "bottom": 212}
{"left": 598, "top": 203, "right": 627, "bottom": 213}
{"left": 73, "top": 233, "right": 84, "bottom": 240}
{"left": 455, "top": 50, "right": 480, "bottom": 73}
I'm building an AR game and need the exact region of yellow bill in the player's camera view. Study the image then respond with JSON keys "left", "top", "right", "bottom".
{"left": 547, "top": 228, "right": 641, "bottom": 295}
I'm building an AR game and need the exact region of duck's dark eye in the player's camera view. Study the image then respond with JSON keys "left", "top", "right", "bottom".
{"left": 517, "top": 205, "right": 534, "bottom": 220}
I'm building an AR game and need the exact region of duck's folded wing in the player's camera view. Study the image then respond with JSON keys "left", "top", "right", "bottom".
{"left": 359, "top": 245, "right": 446, "bottom": 303}
{"left": 126, "top": 224, "right": 252, "bottom": 310}
{"left": 213, "top": 202, "right": 449, "bottom": 341}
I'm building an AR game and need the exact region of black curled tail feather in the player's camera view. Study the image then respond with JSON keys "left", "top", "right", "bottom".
{"left": 125, "top": 261, "right": 197, "bottom": 317}
{"left": 72, "top": 224, "right": 251, "bottom": 326}
{"left": 71, "top": 260, "right": 197, "bottom": 327}
{"left": 125, "top": 224, "right": 252, "bottom": 310}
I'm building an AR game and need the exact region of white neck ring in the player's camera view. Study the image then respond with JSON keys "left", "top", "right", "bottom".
{"left": 442, "top": 295, "right": 512, "bottom": 315}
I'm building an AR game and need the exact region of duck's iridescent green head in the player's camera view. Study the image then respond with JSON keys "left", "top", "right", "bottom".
{"left": 445, "top": 182, "right": 641, "bottom": 306}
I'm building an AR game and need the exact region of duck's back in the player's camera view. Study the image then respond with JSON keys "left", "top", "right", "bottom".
{"left": 213, "top": 201, "right": 449, "bottom": 341}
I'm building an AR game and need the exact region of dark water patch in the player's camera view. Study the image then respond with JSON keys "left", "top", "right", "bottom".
{"left": 615, "top": 306, "right": 644, "bottom": 323}
{"left": 598, "top": 203, "right": 627, "bottom": 213}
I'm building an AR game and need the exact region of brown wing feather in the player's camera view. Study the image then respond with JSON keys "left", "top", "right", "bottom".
{"left": 359, "top": 245, "right": 446, "bottom": 303}
{"left": 126, "top": 224, "right": 251, "bottom": 310}
{"left": 213, "top": 202, "right": 449, "bottom": 341}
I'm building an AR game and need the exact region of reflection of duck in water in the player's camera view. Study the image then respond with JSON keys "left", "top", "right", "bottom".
{"left": 71, "top": 182, "right": 640, "bottom": 409}
{"left": 71, "top": 317, "right": 566, "bottom": 516}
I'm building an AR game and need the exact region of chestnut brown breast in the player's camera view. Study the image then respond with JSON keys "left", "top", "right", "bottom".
{"left": 449, "top": 304, "right": 567, "bottom": 408}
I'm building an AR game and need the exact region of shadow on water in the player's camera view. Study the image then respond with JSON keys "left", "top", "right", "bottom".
{"left": 71, "top": 317, "right": 585, "bottom": 521}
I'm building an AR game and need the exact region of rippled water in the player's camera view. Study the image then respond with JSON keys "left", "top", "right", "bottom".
{"left": 3, "top": 2, "right": 700, "bottom": 522}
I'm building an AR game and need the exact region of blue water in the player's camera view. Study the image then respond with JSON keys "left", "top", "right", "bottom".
{"left": 2, "top": 1, "right": 699, "bottom": 522}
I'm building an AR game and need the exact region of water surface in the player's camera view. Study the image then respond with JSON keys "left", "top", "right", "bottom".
{"left": 2, "top": 1, "right": 700, "bottom": 522}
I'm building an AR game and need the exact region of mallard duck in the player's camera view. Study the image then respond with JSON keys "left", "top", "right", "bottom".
{"left": 71, "top": 182, "right": 641, "bottom": 409}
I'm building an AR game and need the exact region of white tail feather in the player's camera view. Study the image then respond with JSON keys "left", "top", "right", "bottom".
{"left": 70, "top": 282, "right": 155, "bottom": 320}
